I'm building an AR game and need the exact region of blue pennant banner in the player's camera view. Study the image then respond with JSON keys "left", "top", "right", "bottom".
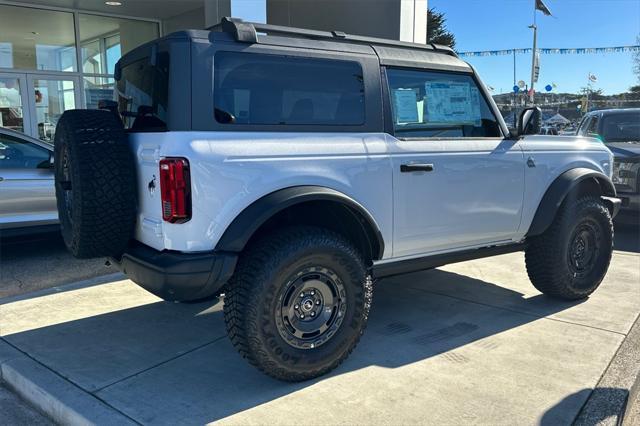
{"left": 458, "top": 45, "right": 640, "bottom": 57}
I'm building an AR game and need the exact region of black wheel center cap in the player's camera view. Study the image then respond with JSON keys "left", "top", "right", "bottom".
{"left": 301, "top": 299, "right": 314, "bottom": 312}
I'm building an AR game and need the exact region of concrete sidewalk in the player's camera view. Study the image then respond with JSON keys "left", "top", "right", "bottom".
{"left": 0, "top": 251, "right": 638, "bottom": 425}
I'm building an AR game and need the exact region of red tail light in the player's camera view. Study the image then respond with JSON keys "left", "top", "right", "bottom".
{"left": 159, "top": 158, "right": 191, "bottom": 223}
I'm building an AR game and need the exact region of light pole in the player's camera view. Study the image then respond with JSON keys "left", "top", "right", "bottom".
{"left": 529, "top": 0, "right": 552, "bottom": 104}
{"left": 529, "top": 22, "right": 537, "bottom": 104}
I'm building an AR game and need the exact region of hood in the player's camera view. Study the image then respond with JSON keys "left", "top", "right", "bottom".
{"left": 606, "top": 142, "right": 640, "bottom": 159}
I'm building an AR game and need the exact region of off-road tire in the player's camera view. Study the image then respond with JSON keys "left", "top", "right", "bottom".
{"left": 525, "top": 195, "right": 613, "bottom": 300}
{"left": 223, "top": 226, "right": 372, "bottom": 382}
{"left": 54, "top": 109, "right": 136, "bottom": 258}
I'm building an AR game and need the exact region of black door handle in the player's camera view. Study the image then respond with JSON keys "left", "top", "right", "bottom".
{"left": 400, "top": 163, "right": 434, "bottom": 173}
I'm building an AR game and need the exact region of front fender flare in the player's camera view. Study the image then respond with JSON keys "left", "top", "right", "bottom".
{"left": 527, "top": 168, "right": 617, "bottom": 237}
{"left": 215, "top": 186, "right": 385, "bottom": 259}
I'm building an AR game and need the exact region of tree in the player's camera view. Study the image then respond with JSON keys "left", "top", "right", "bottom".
{"left": 427, "top": 8, "right": 456, "bottom": 49}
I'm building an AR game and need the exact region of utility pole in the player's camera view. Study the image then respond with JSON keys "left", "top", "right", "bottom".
{"left": 513, "top": 49, "right": 517, "bottom": 124}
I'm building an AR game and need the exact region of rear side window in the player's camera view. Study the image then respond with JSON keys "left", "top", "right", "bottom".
{"left": 116, "top": 52, "right": 169, "bottom": 130}
{"left": 386, "top": 68, "right": 501, "bottom": 138}
{"left": 213, "top": 51, "right": 365, "bottom": 126}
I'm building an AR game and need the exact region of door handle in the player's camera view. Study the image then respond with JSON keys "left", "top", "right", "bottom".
{"left": 400, "top": 163, "right": 434, "bottom": 173}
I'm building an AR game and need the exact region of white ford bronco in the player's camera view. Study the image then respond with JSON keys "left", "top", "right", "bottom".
{"left": 54, "top": 18, "right": 620, "bottom": 381}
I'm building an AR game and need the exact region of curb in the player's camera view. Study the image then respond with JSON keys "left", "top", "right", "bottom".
{"left": 623, "top": 371, "right": 640, "bottom": 425}
{"left": 0, "top": 332, "right": 136, "bottom": 425}
{"left": 574, "top": 314, "right": 640, "bottom": 426}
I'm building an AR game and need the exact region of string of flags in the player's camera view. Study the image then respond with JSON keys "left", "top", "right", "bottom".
{"left": 458, "top": 45, "right": 640, "bottom": 58}
{"left": 494, "top": 98, "right": 640, "bottom": 108}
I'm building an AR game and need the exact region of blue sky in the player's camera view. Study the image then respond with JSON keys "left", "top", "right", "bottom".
{"left": 230, "top": 0, "right": 639, "bottom": 95}
{"left": 430, "top": 0, "right": 640, "bottom": 95}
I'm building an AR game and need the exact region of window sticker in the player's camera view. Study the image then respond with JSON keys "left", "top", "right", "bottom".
{"left": 393, "top": 88, "right": 419, "bottom": 124}
{"left": 424, "top": 81, "right": 482, "bottom": 125}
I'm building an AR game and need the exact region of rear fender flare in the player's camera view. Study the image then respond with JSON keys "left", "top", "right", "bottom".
{"left": 215, "top": 186, "right": 385, "bottom": 259}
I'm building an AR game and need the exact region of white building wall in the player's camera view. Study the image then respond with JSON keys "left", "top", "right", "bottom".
{"left": 266, "top": 0, "right": 427, "bottom": 43}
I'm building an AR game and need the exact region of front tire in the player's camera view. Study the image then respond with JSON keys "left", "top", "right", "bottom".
{"left": 525, "top": 195, "right": 614, "bottom": 300}
{"left": 223, "top": 226, "right": 372, "bottom": 381}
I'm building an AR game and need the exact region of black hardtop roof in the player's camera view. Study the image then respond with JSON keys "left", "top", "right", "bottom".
{"left": 209, "top": 17, "right": 458, "bottom": 56}
{"left": 118, "top": 17, "right": 471, "bottom": 74}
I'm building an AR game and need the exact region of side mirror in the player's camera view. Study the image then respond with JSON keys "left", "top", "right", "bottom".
{"left": 515, "top": 107, "right": 542, "bottom": 137}
{"left": 37, "top": 152, "right": 54, "bottom": 169}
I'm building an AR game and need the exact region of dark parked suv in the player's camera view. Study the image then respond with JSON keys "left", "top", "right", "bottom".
{"left": 578, "top": 108, "right": 640, "bottom": 220}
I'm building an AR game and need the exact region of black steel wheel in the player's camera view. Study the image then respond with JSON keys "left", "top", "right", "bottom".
{"left": 275, "top": 266, "right": 347, "bottom": 350}
{"left": 567, "top": 221, "right": 601, "bottom": 282}
{"left": 224, "top": 226, "right": 372, "bottom": 382}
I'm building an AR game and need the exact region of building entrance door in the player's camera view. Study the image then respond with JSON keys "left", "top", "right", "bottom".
{"left": 0, "top": 72, "right": 80, "bottom": 142}
{"left": 26, "top": 74, "right": 81, "bottom": 142}
{"left": 0, "top": 73, "right": 30, "bottom": 134}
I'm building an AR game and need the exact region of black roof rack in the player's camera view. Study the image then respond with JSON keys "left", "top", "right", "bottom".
{"left": 208, "top": 17, "right": 458, "bottom": 57}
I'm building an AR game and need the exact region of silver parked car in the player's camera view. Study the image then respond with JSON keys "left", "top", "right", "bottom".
{"left": 0, "top": 127, "right": 57, "bottom": 236}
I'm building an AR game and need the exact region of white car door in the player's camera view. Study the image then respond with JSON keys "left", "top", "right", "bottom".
{"left": 385, "top": 68, "right": 525, "bottom": 258}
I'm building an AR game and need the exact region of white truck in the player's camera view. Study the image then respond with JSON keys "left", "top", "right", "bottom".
{"left": 54, "top": 18, "right": 620, "bottom": 381}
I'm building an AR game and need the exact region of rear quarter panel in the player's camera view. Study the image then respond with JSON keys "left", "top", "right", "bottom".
{"left": 129, "top": 132, "right": 393, "bottom": 256}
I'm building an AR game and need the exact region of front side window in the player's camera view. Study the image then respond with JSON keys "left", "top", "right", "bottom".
{"left": 386, "top": 68, "right": 501, "bottom": 138}
{"left": 0, "top": 135, "right": 49, "bottom": 169}
{"left": 586, "top": 115, "right": 600, "bottom": 137}
{"left": 577, "top": 116, "right": 591, "bottom": 136}
{"left": 214, "top": 51, "right": 365, "bottom": 126}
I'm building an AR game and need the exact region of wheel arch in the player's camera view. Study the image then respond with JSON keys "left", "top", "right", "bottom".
{"left": 215, "top": 186, "right": 385, "bottom": 261}
{"left": 527, "top": 167, "right": 616, "bottom": 237}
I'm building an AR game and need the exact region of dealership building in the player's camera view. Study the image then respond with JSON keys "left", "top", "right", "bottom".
{"left": 0, "top": 0, "right": 426, "bottom": 142}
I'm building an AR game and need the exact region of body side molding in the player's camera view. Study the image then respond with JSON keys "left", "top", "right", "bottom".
{"left": 373, "top": 243, "right": 525, "bottom": 278}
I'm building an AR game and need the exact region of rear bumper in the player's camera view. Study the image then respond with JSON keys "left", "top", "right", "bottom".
{"left": 112, "top": 243, "right": 237, "bottom": 302}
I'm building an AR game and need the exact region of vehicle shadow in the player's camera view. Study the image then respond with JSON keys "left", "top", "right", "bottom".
{"left": 2, "top": 268, "right": 586, "bottom": 425}
{"left": 541, "top": 387, "right": 629, "bottom": 426}
{"left": 614, "top": 220, "right": 640, "bottom": 254}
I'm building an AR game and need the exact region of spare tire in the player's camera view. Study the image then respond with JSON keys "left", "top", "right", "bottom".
{"left": 54, "top": 109, "right": 136, "bottom": 259}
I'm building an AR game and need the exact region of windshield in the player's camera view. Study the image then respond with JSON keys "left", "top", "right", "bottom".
{"left": 600, "top": 112, "right": 640, "bottom": 143}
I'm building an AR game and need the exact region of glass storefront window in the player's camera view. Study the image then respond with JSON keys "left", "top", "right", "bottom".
{"left": 84, "top": 76, "right": 115, "bottom": 109}
{"left": 33, "top": 79, "right": 76, "bottom": 141}
{"left": 79, "top": 14, "right": 159, "bottom": 76}
{"left": 0, "top": 77, "right": 25, "bottom": 133}
{"left": 0, "top": 4, "right": 77, "bottom": 72}
{"left": 0, "top": 4, "right": 160, "bottom": 140}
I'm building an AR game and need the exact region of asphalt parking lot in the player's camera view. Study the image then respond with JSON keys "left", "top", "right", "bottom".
{"left": 0, "top": 222, "right": 638, "bottom": 425}
{"left": 0, "top": 233, "right": 113, "bottom": 299}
